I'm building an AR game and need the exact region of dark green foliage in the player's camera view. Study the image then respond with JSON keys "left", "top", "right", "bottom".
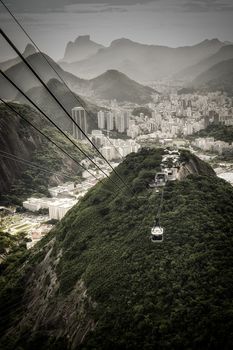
{"left": 192, "top": 124, "right": 233, "bottom": 144}
{"left": 53, "top": 149, "right": 233, "bottom": 349}
{"left": 0, "top": 148, "right": 233, "bottom": 349}
{"left": 0, "top": 103, "right": 90, "bottom": 203}
{"left": 132, "top": 107, "right": 153, "bottom": 118}
{"left": 0, "top": 231, "right": 29, "bottom": 271}
{"left": 0, "top": 230, "right": 30, "bottom": 340}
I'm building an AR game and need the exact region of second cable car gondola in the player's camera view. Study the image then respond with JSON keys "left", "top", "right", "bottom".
{"left": 150, "top": 218, "right": 164, "bottom": 243}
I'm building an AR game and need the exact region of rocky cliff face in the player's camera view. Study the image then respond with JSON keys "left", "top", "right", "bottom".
{"left": 63, "top": 35, "right": 104, "bottom": 63}
{"left": 177, "top": 151, "right": 216, "bottom": 180}
{"left": 12, "top": 238, "right": 96, "bottom": 349}
{"left": 0, "top": 103, "right": 42, "bottom": 193}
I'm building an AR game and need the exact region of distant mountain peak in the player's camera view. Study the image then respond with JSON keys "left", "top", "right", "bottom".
{"left": 88, "top": 69, "right": 156, "bottom": 103}
{"left": 63, "top": 35, "right": 104, "bottom": 63}
{"left": 110, "top": 38, "right": 135, "bottom": 47}
{"left": 196, "top": 38, "right": 223, "bottom": 47}
{"left": 96, "top": 69, "right": 135, "bottom": 82}
{"left": 47, "top": 78, "right": 61, "bottom": 89}
{"left": 74, "top": 35, "right": 91, "bottom": 43}
{"left": 105, "top": 69, "right": 122, "bottom": 75}
{"left": 23, "top": 43, "right": 36, "bottom": 57}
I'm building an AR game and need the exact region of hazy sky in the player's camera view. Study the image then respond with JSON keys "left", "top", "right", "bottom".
{"left": 1, "top": 0, "right": 233, "bottom": 61}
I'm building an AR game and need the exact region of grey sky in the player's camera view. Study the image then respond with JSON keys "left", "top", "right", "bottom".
{"left": 0, "top": 0, "right": 233, "bottom": 61}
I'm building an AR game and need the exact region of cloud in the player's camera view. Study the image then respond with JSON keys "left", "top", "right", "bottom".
{"left": 1, "top": 0, "right": 154, "bottom": 13}
{"left": 63, "top": 3, "right": 128, "bottom": 14}
{"left": 65, "top": 0, "right": 233, "bottom": 14}
{"left": 183, "top": 0, "right": 233, "bottom": 12}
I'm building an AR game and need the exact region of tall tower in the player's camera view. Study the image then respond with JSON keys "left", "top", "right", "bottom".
{"left": 115, "top": 112, "right": 125, "bottom": 133}
{"left": 106, "top": 111, "right": 114, "bottom": 131}
{"left": 71, "top": 107, "right": 87, "bottom": 140}
{"left": 97, "top": 110, "right": 105, "bottom": 129}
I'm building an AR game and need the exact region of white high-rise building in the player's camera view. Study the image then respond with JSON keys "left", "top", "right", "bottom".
{"left": 71, "top": 107, "right": 87, "bottom": 140}
{"left": 106, "top": 111, "right": 114, "bottom": 131}
{"left": 124, "top": 111, "right": 130, "bottom": 129}
{"left": 98, "top": 110, "right": 105, "bottom": 129}
{"left": 49, "top": 199, "right": 77, "bottom": 220}
{"left": 115, "top": 112, "right": 125, "bottom": 132}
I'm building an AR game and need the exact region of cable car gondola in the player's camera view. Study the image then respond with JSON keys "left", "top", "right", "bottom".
{"left": 151, "top": 218, "right": 164, "bottom": 243}
{"left": 150, "top": 187, "right": 164, "bottom": 243}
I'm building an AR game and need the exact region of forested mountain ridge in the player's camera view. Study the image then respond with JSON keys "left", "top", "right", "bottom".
{"left": 0, "top": 148, "right": 233, "bottom": 350}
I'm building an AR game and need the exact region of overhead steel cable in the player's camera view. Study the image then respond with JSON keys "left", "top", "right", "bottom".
{"left": 0, "top": 0, "right": 124, "bottom": 162}
{"left": 0, "top": 71, "right": 122, "bottom": 192}
{"left": 0, "top": 28, "right": 132, "bottom": 194}
{"left": 0, "top": 99, "right": 111, "bottom": 188}
{"left": 156, "top": 188, "right": 164, "bottom": 223}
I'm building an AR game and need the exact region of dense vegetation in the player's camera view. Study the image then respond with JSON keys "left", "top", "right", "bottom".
{"left": 0, "top": 149, "right": 233, "bottom": 350}
{"left": 0, "top": 230, "right": 29, "bottom": 274}
{"left": 132, "top": 106, "right": 153, "bottom": 118}
{"left": 192, "top": 124, "right": 233, "bottom": 144}
{"left": 0, "top": 103, "right": 93, "bottom": 204}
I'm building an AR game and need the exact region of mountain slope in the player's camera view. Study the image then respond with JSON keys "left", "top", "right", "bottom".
{"left": 15, "top": 79, "right": 100, "bottom": 133}
{"left": 88, "top": 69, "right": 157, "bottom": 103}
{"left": 175, "top": 45, "right": 233, "bottom": 81}
{"left": 59, "top": 38, "right": 225, "bottom": 80}
{"left": 192, "top": 58, "right": 233, "bottom": 95}
{"left": 62, "top": 35, "right": 104, "bottom": 63}
{"left": 1, "top": 148, "right": 233, "bottom": 350}
{"left": 0, "top": 103, "right": 42, "bottom": 194}
{"left": 0, "top": 52, "right": 88, "bottom": 100}
{"left": 0, "top": 52, "right": 156, "bottom": 103}
{"left": 0, "top": 103, "right": 91, "bottom": 200}
{"left": 0, "top": 44, "right": 36, "bottom": 71}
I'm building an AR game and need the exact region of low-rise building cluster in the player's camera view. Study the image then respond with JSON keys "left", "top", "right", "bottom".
{"left": 90, "top": 130, "right": 140, "bottom": 160}
{"left": 192, "top": 137, "right": 233, "bottom": 155}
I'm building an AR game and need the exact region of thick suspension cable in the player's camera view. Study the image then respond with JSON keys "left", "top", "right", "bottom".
{"left": 0, "top": 0, "right": 124, "bottom": 162}
{"left": 0, "top": 28, "right": 132, "bottom": 193}
{"left": 156, "top": 188, "right": 164, "bottom": 222}
{"left": 0, "top": 71, "right": 122, "bottom": 192}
